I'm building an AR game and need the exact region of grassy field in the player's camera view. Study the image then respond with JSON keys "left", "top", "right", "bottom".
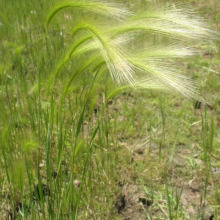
{"left": 0, "top": 0, "right": 219, "bottom": 219}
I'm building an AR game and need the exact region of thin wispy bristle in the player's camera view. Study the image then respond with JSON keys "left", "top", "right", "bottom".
{"left": 131, "top": 60, "right": 205, "bottom": 101}
{"left": 46, "top": 0, "right": 130, "bottom": 27}
{"left": 112, "top": 5, "right": 217, "bottom": 41}
{"left": 70, "top": 22, "right": 134, "bottom": 85}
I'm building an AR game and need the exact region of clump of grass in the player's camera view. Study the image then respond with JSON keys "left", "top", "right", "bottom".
{"left": 0, "top": 0, "right": 218, "bottom": 219}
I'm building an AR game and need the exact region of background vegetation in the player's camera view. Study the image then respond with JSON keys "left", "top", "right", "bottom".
{"left": 0, "top": 0, "right": 219, "bottom": 219}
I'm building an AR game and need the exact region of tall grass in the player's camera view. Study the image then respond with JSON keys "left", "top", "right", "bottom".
{"left": 0, "top": 0, "right": 218, "bottom": 219}
{"left": 46, "top": 0, "right": 217, "bottom": 101}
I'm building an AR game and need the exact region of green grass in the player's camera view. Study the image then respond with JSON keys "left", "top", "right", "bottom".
{"left": 0, "top": 0, "right": 219, "bottom": 219}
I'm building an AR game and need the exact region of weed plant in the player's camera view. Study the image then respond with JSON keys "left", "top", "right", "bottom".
{"left": 0, "top": 0, "right": 219, "bottom": 219}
